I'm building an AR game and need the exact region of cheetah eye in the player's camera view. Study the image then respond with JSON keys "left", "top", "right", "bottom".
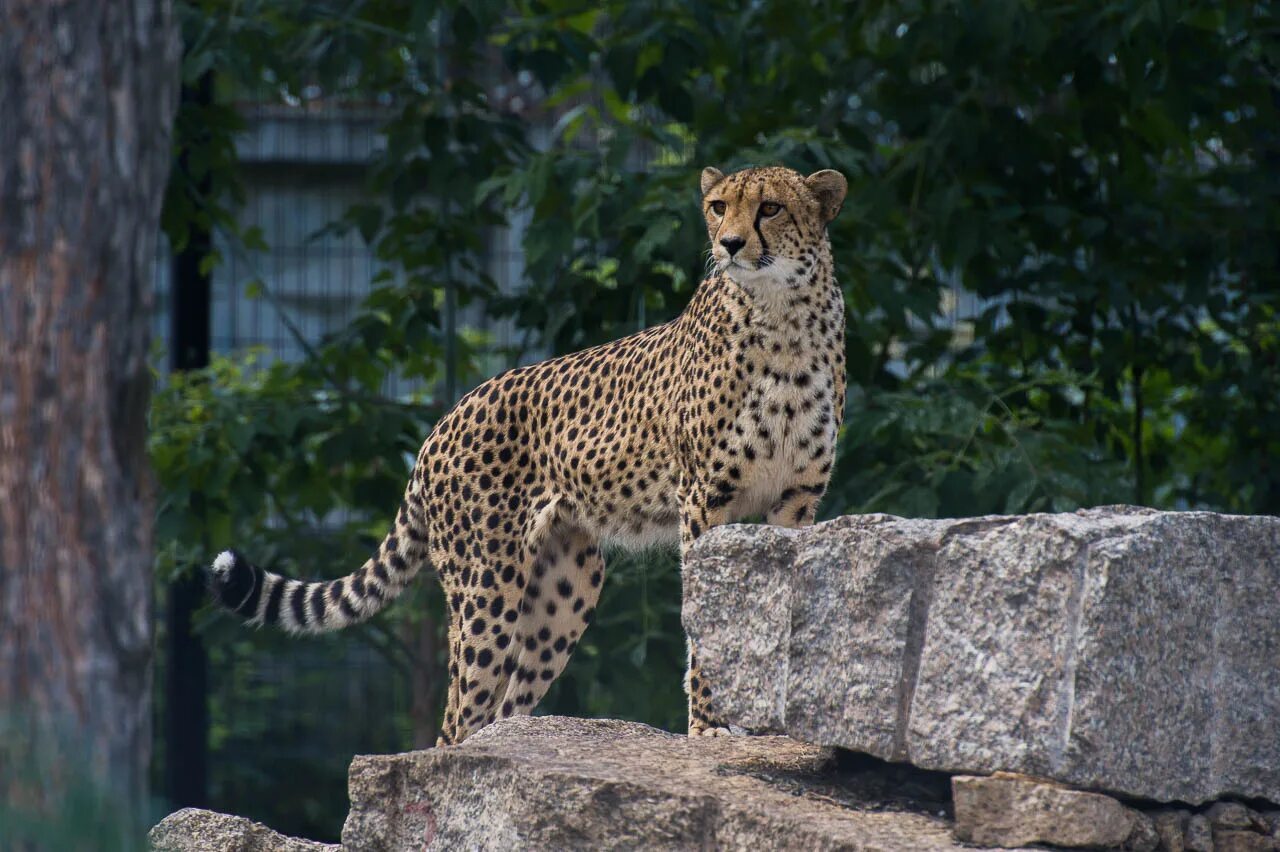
{"left": 709, "top": 200, "right": 726, "bottom": 216}
{"left": 760, "top": 202, "right": 782, "bottom": 217}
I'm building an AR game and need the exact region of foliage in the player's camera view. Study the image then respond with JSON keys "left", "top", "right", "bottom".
{"left": 150, "top": 0, "right": 1280, "bottom": 838}
{"left": 149, "top": 347, "right": 440, "bottom": 838}
{"left": 489, "top": 0, "right": 1280, "bottom": 512}
{"left": 828, "top": 369, "right": 1132, "bottom": 519}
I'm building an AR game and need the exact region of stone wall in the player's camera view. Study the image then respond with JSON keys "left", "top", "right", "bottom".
{"left": 684, "top": 507, "right": 1280, "bottom": 805}
{"left": 153, "top": 716, "right": 994, "bottom": 851}
{"left": 153, "top": 507, "right": 1280, "bottom": 850}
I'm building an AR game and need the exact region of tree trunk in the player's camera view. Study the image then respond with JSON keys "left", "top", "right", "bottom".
{"left": 0, "top": 0, "right": 180, "bottom": 843}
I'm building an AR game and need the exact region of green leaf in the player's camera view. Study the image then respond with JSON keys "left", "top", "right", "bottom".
{"left": 197, "top": 249, "right": 222, "bottom": 277}
{"left": 1004, "top": 477, "right": 1039, "bottom": 515}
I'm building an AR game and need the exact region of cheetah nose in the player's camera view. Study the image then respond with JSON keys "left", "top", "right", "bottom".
{"left": 719, "top": 236, "right": 746, "bottom": 256}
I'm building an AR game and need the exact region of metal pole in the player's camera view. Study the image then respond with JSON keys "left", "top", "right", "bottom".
{"left": 164, "top": 71, "right": 213, "bottom": 810}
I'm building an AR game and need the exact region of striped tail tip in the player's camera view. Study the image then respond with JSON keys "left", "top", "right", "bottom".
{"left": 208, "top": 549, "right": 263, "bottom": 619}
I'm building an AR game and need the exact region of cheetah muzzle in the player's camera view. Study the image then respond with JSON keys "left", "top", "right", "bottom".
{"left": 208, "top": 164, "right": 848, "bottom": 744}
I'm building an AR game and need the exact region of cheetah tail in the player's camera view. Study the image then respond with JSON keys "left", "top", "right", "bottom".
{"left": 206, "top": 510, "right": 428, "bottom": 635}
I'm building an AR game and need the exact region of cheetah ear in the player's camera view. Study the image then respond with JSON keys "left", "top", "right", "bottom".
{"left": 805, "top": 169, "right": 847, "bottom": 223}
{"left": 700, "top": 167, "right": 726, "bottom": 196}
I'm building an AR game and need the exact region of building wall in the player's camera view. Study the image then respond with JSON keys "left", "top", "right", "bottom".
{"left": 153, "top": 101, "right": 535, "bottom": 393}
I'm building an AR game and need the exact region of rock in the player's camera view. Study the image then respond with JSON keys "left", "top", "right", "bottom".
{"left": 342, "top": 715, "right": 1003, "bottom": 851}
{"left": 1213, "top": 830, "right": 1278, "bottom": 852}
{"left": 683, "top": 508, "right": 1280, "bottom": 804}
{"left": 951, "top": 772, "right": 1145, "bottom": 848}
{"left": 1208, "top": 803, "right": 1258, "bottom": 831}
{"left": 1154, "top": 810, "right": 1189, "bottom": 852}
{"left": 148, "top": 808, "right": 337, "bottom": 852}
{"left": 1186, "top": 814, "right": 1214, "bottom": 852}
{"left": 1127, "top": 812, "right": 1161, "bottom": 852}
{"left": 680, "top": 525, "right": 800, "bottom": 732}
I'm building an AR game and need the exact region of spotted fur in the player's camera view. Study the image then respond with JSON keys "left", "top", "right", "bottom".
{"left": 209, "top": 165, "right": 847, "bottom": 743}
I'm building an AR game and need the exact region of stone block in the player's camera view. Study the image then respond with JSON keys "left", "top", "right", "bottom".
{"left": 342, "top": 715, "right": 990, "bottom": 851}
{"left": 952, "top": 773, "right": 1147, "bottom": 849}
{"left": 684, "top": 508, "right": 1280, "bottom": 803}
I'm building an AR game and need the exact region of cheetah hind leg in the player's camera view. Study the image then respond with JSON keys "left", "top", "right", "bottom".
{"left": 494, "top": 525, "right": 604, "bottom": 722}
{"left": 433, "top": 527, "right": 535, "bottom": 746}
{"left": 436, "top": 626, "right": 467, "bottom": 747}
{"left": 435, "top": 580, "right": 518, "bottom": 745}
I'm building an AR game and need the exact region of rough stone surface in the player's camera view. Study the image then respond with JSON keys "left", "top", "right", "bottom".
{"left": 684, "top": 507, "right": 1280, "bottom": 804}
{"left": 681, "top": 525, "right": 800, "bottom": 733}
{"left": 1209, "top": 802, "right": 1261, "bottom": 831}
{"left": 1186, "top": 814, "right": 1214, "bottom": 852}
{"left": 952, "top": 773, "right": 1144, "bottom": 848}
{"left": 1214, "top": 830, "right": 1280, "bottom": 852}
{"left": 1154, "top": 810, "right": 1189, "bottom": 852}
{"left": 148, "top": 808, "right": 338, "bottom": 852}
{"left": 342, "top": 715, "right": 1002, "bottom": 851}
{"left": 1128, "top": 812, "right": 1161, "bottom": 852}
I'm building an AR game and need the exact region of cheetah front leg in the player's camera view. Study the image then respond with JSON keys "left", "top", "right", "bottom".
{"left": 685, "top": 646, "right": 728, "bottom": 737}
{"left": 683, "top": 471, "right": 835, "bottom": 738}
{"left": 765, "top": 478, "right": 830, "bottom": 529}
{"left": 679, "top": 481, "right": 735, "bottom": 737}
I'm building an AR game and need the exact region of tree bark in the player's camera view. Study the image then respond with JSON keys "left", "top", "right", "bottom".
{"left": 0, "top": 0, "right": 180, "bottom": 842}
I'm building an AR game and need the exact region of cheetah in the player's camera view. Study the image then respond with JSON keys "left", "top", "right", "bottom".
{"left": 210, "top": 164, "right": 847, "bottom": 743}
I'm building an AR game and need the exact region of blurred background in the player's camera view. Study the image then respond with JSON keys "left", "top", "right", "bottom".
{"left": 134, "top": 0, "right": 1279, "bottom": 843}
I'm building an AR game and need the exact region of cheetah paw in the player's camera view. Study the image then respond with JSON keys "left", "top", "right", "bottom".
{"left": 688, "top": 723, "right": 746, "bottom": 738}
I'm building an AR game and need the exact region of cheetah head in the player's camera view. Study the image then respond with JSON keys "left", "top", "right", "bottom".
{"left": 701, "top": 165, "right": 847, "bottom": 290}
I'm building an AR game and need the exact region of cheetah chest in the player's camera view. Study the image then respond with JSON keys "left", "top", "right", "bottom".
{"left": 723, "top": 361, "right": 839, "bottom": 518}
